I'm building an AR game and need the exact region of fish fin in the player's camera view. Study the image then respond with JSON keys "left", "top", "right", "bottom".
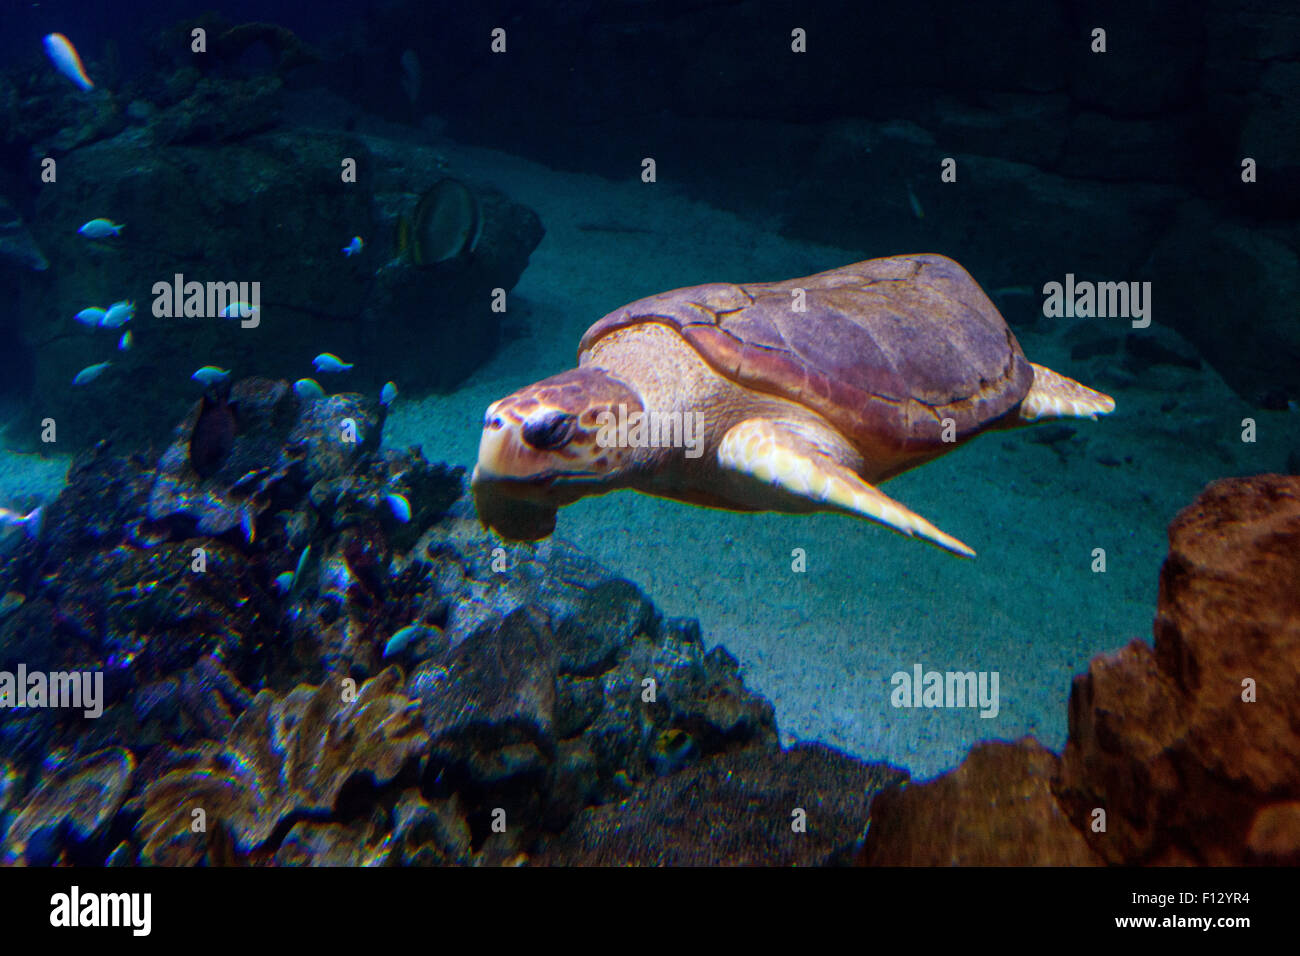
{"left": 23, "top": 507, "right": 43, "bottom": 539}
{"left": 717, "top": 418, "right": 975, "bottom": 558}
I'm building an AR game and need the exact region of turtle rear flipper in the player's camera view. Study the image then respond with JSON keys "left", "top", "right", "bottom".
{"left": 1018, "top": 363, "right": 1116, "bottom": 422}
{"left": 717, "top": 418, "right": 976, "bottom": 557}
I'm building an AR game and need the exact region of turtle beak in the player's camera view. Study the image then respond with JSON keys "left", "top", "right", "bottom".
{"left": 475, "top": 401, "right": 588, "bottom": 483}
{"left": 475, "top": 402, "right": 539, "bottom": 481}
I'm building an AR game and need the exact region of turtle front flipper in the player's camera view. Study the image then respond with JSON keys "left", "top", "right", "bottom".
{"left": 716, "top": 418, "right": 976, "bottom": 558}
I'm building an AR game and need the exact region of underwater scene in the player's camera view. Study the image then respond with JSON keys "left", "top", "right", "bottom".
{"left": 0, "top": 0, "right": 1297, "bottom": 879}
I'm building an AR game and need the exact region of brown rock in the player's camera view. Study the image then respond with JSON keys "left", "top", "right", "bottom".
{"left": 1143, "top": 203, "right": 1300, "bottom": 405}
{"left": 1246, "top": 802, "right": 1300, "bottom": 865}
{"left": 863, "top": 476, "right": 1300, "bottom": 866}
{"left": 1058, "top": 474, "right": 1300, "bottom": 864}
{"left": 859, "top": 739, "right": 1101, "bottom": 866}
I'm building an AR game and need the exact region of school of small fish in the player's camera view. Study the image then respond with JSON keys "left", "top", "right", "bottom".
{"left": 28, "top": 32, "right": 382, "bottom": 544}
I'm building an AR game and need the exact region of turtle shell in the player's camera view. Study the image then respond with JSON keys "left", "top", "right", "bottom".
{"left": 577, "top": 254, "right": 1035, "bottom": 453}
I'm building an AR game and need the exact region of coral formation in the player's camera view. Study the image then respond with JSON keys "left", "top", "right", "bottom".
{"left": 136, "top": 668, "right": 425, "bottom": 864}
{"left": 0, "top": 379, "right": 900, "bottom": 866}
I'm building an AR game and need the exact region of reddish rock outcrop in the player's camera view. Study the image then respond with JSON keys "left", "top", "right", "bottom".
{"left": 862, "top": 739, "right": 1100, "bottom": 866}
{"left": 861, "top": 475, "right": 1300, "bottom": 866}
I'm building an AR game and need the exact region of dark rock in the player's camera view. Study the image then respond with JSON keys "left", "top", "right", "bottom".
{"left": 416, "top": 607, "right": 560, "bottom": 795}
{"left": 1143, "top": 201, "right": 1300, "bottom": 404}
{"left": 1204, "top": 1, "right": 1300, "bottom": 219}
{"left": 0, "top": 196, "right": 47, "bottom": 272}
{"left": 783, "top": 137, "right": 1183, "bottom": 297}
{"left": 146, "top": 377, "right": 301, "bottom": 539}
{"left": 930, "top": 94, "right": 1071, "bottom": 170}
{"left": 552, "top": 574, "right": 655, "bottom": 677}
{"left": 535, "top": 744, "right": 906, "bottom": 866}
{"left": 1065, "top": 323, "right": 1122, "bottom": 361}
{"left": 0, "top": 70, "right": 124, "bottom": 157}
{"left": 1063, "top": 0, "right": 1204, "bottom": 117}
{"left": 151, "top": 74, "right": 283, "bottom": 145}
{"left": 1058, "top": 111, "right": 1200, "bottom": 183}
{"left": 1122, "top": 329, "right": 1202, "bottom": 372}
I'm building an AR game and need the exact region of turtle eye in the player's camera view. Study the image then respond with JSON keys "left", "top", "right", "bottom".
{"left": 522, "top": 412, "right": 576, "bottom": 450}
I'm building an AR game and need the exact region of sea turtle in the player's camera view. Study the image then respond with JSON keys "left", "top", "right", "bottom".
{"left": 472, "top": 254, "right": 1114, "bottom": 556}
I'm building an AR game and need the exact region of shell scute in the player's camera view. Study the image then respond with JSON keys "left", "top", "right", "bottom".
{"left": 579, "top": 254, "right": 1034, "bottom": 449}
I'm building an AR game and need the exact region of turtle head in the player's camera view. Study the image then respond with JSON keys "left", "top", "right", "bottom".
{"left": 472, "top": 367, "right": 644, "bottom": 540}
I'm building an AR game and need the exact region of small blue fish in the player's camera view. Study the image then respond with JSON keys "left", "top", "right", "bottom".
{"left": 274, "top": 545, "right": 312, "bottom": 598}
{"left": 72, "top": 362, "right": 111, "bottom": 385}
{"left": 293, "top": 378, "right": 325, "bottom": 400}
{"left": 74, "top": 307, "right": 105, "bottom": 326}
{"left": 342, "top": 236, "right": 364, "bottom": 257}
{"left": 78, "top": 218, "right": 123, "bottom": 239}
{"left": 100, "top": 300, "right": 134, "bottom": 328}
{"left": 905, "top": 181, "right": 924, "bottom": 221}
{"left": 118, "top": 331, "right": 133, "bottom": 351}
{"left": 192, "top": 366, "right": 231, "bottom": 386}
{"left": 313, "top": 352, "right": 354, "bottom": 373}
{"left": 0, "top": 506, "right": 42, "bottom": 539}
{"left": 43, "top": 34, "right": 94, "bottom": 91}
{"left": 383, "top": 624, "right": 437, "bottom": 658}
{"left": 380, "top": 381, "right": 398, "bottom": 406}
{"left": 219, "top": 302, "right": 259, "bottom": 322}
{"left": 385, "top": 492, "right": 411, "bottom": 523}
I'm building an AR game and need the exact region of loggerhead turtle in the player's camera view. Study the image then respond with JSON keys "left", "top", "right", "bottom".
{"left": 472, "top": 254, "right": 1114, "bottom": 557}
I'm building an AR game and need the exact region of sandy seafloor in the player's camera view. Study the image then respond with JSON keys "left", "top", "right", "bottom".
{"left": 5, "top": 123, "right": 1297, "bottom": 781}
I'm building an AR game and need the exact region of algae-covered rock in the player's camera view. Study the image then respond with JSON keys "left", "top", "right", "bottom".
{"left": 137, "top": 668, "right": 426, "bottom": 864}
{"left": 3, "top": 747, "right": 136, "bottom": 865}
